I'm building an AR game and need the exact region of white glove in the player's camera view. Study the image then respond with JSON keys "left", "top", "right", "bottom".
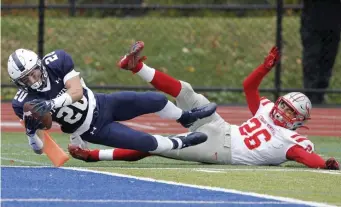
{"left": 27, "top": 134, "right": 44, "bottom": 154}
{"left": 70, "top": 134, "right": 88, "bottom": 149}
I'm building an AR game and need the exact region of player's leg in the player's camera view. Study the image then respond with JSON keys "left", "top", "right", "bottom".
{"left": 80, "top": 121, "right": 208, "bottom": 153}
{"left": 158, "top": 120, "right": 232, "bottom": 164}
{"left": 68, "top": 134, "right": 149, "bottom": 162}
{"left": 118, "top": 41, "right": 222, "bottom": 130}
{"left": 68, "top": 145, "right": 151, "bottom": 162}
{"left": 132, "top": 63, "right": 209, "bottom": 112}
{"left": 104, "top": 91, "right": 216, "bottom": 128}
{"left": 71, "top": 121, "right": 231, "bottom": 164}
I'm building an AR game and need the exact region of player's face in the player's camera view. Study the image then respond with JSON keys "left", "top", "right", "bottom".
{"left": 19, "top": 67, "right": 42, "bottom": 87}
{"left": 279, "top": 101, "right": 296, "bottom": 119}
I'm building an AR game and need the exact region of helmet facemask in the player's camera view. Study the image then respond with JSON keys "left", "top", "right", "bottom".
{"left": 270, "top": 97, "right": 310, "bottom": 130}
{"left": 12, "top": 59, "right": 48, "bottom": 92}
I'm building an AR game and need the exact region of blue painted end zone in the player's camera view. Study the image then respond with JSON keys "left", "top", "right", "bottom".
{"left": 1, "top": 167, "right": 311, "bottom": 207}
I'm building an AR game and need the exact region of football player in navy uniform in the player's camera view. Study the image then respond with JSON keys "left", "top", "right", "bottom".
{"left": 8, "top": 48, "right": 216, "bottom": 156}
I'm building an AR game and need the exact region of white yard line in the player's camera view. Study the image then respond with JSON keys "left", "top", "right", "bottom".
{"left": 1, "top": 157, "right": 50, "bottom": 166}
{"left": 83, "top": 167, "right": 341, "bottom": 175}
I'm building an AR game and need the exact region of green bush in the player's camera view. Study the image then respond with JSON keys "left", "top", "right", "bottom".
{"left": 2, "top": 16, "right": 340, "bottom": 104}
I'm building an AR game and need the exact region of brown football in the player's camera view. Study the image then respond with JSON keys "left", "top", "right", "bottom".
{"left": 23, "top": 102, "right": 52, "bottom": 130}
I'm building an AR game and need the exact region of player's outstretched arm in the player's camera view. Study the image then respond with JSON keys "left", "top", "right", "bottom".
{"left": 243, "top": 47, "right": 280, "bottom": 115}
{"left": 28, "top": 75, "right": 83, "bottom": 116}
{"left": 23, "top": 116, "right": 44, "bottom": 154}
{"left": 13, "top": 103, "right": 44, "bottom": 154}
{"left": 286, "top": 145, "right": 339, "bottom": 170}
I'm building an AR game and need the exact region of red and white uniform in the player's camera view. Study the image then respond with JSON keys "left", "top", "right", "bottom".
{"left": 231, "top": 97, "right": 313, "bottom": 165}
{"left": 238, "top": 63, "right": 326, "bottom": 168}
{"left": 89, "top": 60, "right": 327, "bottom": 169}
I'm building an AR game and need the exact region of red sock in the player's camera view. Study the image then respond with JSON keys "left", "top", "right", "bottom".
{"left": 89, "top": 148, "right": 150, "bottom": 161}
{"left": 150, "top": 70, "right": 182, "bottom": 98}
{"left": 113, "top": 149, "right": 150, "bottom": 161}
{"left": 89, "top": 149, "right": 100, "bottom": 161}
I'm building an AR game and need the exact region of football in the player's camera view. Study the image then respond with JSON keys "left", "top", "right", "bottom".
{"left": 23, "top": 102, "right": 52, "bottom": 130}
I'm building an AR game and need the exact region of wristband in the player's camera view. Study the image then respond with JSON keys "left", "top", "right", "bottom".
{"left": 52, "top": 93, "right": 73, "bottom": 108}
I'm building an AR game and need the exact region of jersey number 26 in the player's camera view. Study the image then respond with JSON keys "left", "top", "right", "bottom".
{"left": 239, "top": 118, "right": 271, "bottom": 150}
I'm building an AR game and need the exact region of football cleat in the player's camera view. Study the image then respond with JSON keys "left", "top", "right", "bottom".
{"left": 171, "top": 132, "right": 208, "bottom": 149}
{"left": 177, "top": 103, "right": 217, "bottom": 128}
{"left": 67, "top": 144, "right": 98, "bottom": 162}
{"left": 118, "top": 41, "right": 146, "bottom": 71}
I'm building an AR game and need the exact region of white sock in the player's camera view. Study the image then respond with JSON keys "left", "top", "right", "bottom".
{"left": 98, "top": 149, "right": 114, "bottom": 160}
{"left": 155, "top": 100, "right": 182, "bottom": 120}
{"left": 149, "top": 135, "right": 174, "bottom": 153}
{"left": 136, "top": 63, "right": 155, "bottom": 82}
{"left": 169, "top": 137, "right": 183, "bottom": 149}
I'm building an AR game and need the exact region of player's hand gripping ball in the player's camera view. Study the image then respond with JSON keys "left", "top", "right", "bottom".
{"left": 23, "top": 101, "right": 52, "bottom": 130}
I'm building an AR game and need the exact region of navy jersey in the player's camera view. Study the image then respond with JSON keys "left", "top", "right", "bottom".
{"left": 12, "top": 50, "right": 96, "bottom": 134}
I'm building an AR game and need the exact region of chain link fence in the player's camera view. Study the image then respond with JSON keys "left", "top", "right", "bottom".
{"left": 1, "top": 0, "right": 340, "bottom": 104}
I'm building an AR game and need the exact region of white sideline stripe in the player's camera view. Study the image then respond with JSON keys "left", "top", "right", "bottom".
{"left": 1, "top": 166, "right": 338, "bottom": 206}
{"left": 2, "top": 165, "right": 340, "bottom": 175}
{"left": 1, "top": 157, "right": 49, "bottom": 166}
{"left": 0, "top": 198, "right": 289, "bottom": 205}
{"left": 61, "top": 167, "right": 335, "bottom": 207}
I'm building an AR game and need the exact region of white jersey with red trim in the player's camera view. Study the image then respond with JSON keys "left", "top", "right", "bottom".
{"left": 230, "top": 97, "right": 314, "bottom": 166}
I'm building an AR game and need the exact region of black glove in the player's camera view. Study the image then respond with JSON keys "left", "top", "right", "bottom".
{"left": 29, "top": 99, "right": 55, "bottom": 116}
{"left": 326, "top": 158, "right": 340, "bottom": 170}
{"left": 24, "top": 116, "right": 43, "bottom": 136}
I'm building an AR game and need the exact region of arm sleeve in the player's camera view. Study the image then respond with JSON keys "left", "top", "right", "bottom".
{"left": 12, "top": 104, "right": 23, "bottom": 120}
{"left": 57, "top": 50, "right": 74, "bottom": 75}
{"left": 242, "top": 64, "right": 271, "bottom": 115}
{"left": 286, "top": 145, "right": 326, "bottom": 169}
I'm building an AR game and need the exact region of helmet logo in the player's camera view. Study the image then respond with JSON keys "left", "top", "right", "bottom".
{"left": 11, "top": 52, "right": 26, "bottom": 72}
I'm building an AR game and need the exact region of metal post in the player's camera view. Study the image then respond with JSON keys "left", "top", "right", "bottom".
{"left": 69, "top": 0, "right": 76, "bottom": 17}
{"left": 37, "top": 0, "right": 45, "bottom": 58}
{"left": 275, "top": 0, "right": 283, "bottom": 99}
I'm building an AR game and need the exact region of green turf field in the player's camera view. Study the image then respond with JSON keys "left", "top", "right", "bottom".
{"left": 1, "top": 132, "right": 341, "bottom": 205}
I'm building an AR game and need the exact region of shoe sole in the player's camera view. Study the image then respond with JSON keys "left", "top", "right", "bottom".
{"left": 128, "top": 41, "right": 144, "bottom": 57}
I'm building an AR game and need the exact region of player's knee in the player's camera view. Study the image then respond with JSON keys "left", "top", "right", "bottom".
{"left": 145, "top": 91, "right": 168, "bottom": 110}
{"left": 135, "top": 133, "right": 158, "bottom": 152}
{"left": 179, "top": 81, "right": 194, "bottom": 93}
{"left": 149, "top": 135, "right": 172, "bottom": 154}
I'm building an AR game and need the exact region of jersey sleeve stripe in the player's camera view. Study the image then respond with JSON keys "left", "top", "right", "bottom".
{"left": 296, "top": 138, "right": 308, "bottom": 143}
{"left": 261, "top": 100, "right": 271, "bottom": 106}
{"left": 291, "top": 134, "right": 300, "bottom": 139}
{"left": 260, "top": 97, "right": 272, "bottom": 106}
{"left": 63, "top": 69, "right": 80, "bottom": 84}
